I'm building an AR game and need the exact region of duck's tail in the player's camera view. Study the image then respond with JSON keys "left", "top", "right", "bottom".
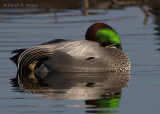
{"left": 10, "top": 49, "right": 27, "bottom": 67}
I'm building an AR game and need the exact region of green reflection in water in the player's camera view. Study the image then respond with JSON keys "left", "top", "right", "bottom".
{"left": 85, "top": 94, "right": 120, "bottom": 113}
{"left": 95, "top": 97, "right": 120, "bottom": 108}
{"left": 86, "top": 94, "right": 121, "bottom": 108}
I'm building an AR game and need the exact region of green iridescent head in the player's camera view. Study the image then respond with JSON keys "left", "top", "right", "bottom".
{"left": 85, "top": 23, "right": 122, "bottom": 50}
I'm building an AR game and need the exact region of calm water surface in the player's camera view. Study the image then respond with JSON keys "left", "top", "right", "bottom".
{"left": 0, "top": 6, "right": 160, "bottom": 114}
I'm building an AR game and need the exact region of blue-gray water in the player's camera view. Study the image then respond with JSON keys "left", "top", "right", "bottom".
{"left": 0, "top": 6, "right": 160, "bottom": 114}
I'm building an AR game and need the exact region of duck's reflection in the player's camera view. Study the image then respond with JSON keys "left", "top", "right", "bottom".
{"left": 11, "top": 71, "right": 130, "bottom": 109}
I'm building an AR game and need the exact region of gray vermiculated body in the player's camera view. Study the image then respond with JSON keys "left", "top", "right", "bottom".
{"left": 31, "top": 40, "right": 130, "bottom": 73}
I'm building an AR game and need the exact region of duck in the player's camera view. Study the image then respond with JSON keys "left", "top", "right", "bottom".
{"left": 10, "top": 23, "right": 130, "bottom": 74}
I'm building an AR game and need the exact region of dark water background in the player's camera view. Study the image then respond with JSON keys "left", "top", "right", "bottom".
{"left": 0, "top": 0, "right": 160, "bottom": 114}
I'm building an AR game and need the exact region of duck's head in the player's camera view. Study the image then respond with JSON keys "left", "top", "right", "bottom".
{"left": 85, "top": 23, "right": 122, "bottom": 50}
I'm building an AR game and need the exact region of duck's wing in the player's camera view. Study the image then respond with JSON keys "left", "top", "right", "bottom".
{"left": 53, "top": 40, "right": 101, "bottom": 59}
{"left": 16, "top": 40, "right": 101, "bottom": 72}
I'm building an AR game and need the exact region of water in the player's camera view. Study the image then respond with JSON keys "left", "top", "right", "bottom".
{"left": 0, "top": 6, "right": 160, "bottom": 114}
